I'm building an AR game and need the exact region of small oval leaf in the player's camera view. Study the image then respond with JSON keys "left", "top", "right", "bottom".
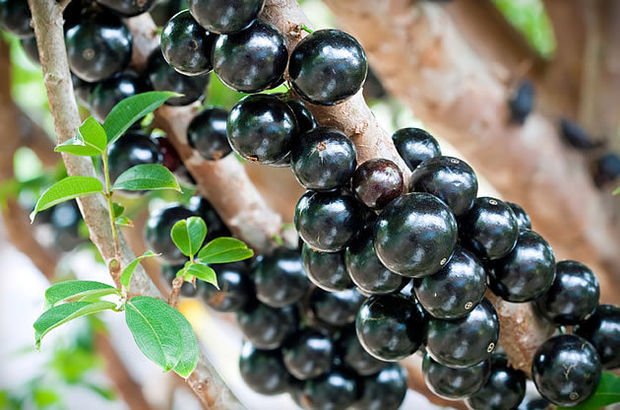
{"left": 34, "top": 301, "right": 117, "bottom": 349}
{"left": 112, "top": 164, "right": 180, "bottom": 192}
{"left": 186, "top": 263, "right": 218, "bottom": 288}
{"left": 171, "top": 217, "right": 207, "bottom": 258}
{"left": 45, "top": 280, "right": 118, "bottom": 307}
{"left": 104, "top": 91, "right": 179, "bottom": 145}
{"left": 79, "top": 117, "right": 107, "bottom": 152}
{"left": 30, "top": 176, "right": 103, "bottom": 222}
{"left": 197, "top": 237, "right": 254, "bottom": 265}
{"left": 120, "top": 251, "right": 159, "bottom": 290}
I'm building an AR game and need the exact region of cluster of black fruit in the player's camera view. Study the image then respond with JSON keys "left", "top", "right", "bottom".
{"left": 34, "top": 200, "right": 86, "bottom": 252}
{"left": 508, "top": 79, "right": 620, "bottom": 189}
{"left": 4, "top": 0, "right": 620, "bottom": 409}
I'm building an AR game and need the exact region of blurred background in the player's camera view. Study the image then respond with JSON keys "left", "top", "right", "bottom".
{"left": 1, "top": 0, "right": 619, "bottom": 409}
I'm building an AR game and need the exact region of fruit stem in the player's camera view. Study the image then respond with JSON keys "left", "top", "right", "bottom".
{"left": 101, "top": 151, "right": 122, "bottom": 276}
{"left": 300, "top": 24, "right": 314, "bottom": 34}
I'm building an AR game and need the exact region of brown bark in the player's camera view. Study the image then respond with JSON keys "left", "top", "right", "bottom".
{"left": 26, "top": 1, "right": 243, "bottom": 408}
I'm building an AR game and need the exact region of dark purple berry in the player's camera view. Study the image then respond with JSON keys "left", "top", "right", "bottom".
{"left": 355, "top": 293, "right": 426, "bottom": 361}
{"left": 532, "top": 334, "right": 601, "bottom": 406}
{"left": 593, "top": 152, "right": 620, "bottom": 187}
{"left": 489, "top": 230, "right": 555, "bottom": 302}
{"left": 89, "top": 71, "right": 150, "bottom": 121}
{"left": 188, "top": 0, "right": 264, "bottom": 34}
{"left": 409, "top": 156, "right": 478, "bottom": 216}
{"left": 253, "top": 248, "right": 308, "bottom": 308}
{"left": 65, "top": 12, "right": 132, "bottom": 82}
{"left": 301, "top": 244, "right": 353, "bottom": 292}
{"left": 150, "top": 0, "right": 188, "bottom": 27}
{"left": 161, "top": 264, "right": 198, "bottom": 297}
{"left": 466, "top": 355, "right": 526, "bottom": 410}
{"left": 426, "top": 298, "right": 499, "bottom": 368}
{"left": 507, "top": 201, "right": 532, "bottom": 231}
{"left": 95, "top": 0, "right": 156, "bottom": 16}
{"left": 291, "top": 127, "right": 357, "bottom": 191}
{"left": 560, "top": 118, "right": 603, "bottom": 150}
{"left": 239, "top": 341, "right": 290, "bottom": 395}
{"left": 459, "top": 197, "right": 519, "bottom": 260}
{"left": 213, "top": 20, "right": 287, "bottom": 92}
{"left": 374, "top": 192, "right": 458, "bottom": 278}
{"left": 414, "top": 246, "right": 487, "bottom": 319}
{"left": 108, "top": 131, "right": 162, "bottom": 181}
{"left": 337, "top": 328, "right": 387, "bottom": 376}
{"left": 309, "top": 287, "right": 365, "bottom": 327}
{"left": 283, "top": 329, "right": 334, "bottom": 380}
{"left": 392, "top": 127, "right": 441, "bottom": 171}
{"left": 289, "top": 29, "right": 368, "bottom": 106}
{"left": 153, "top": 136, "right": 182, "bottom": 172}
{"left": 535, "top": 260, "right": 599, "bottom": 326}
{"left": 160, "top": 10, "right": 217, "bottom": 76}
{"left": 354, "top": 364, "right": 407, "bottom": 410}
{"left": 201, "top": 263, "right": 254, "bottom": 312}
{"left": 295, "top": 190, "right": 364, "bottom": 252}
{"left": 282, "top": 97, "right": 317, "bottom": 134}
{"left": 297, "top": 369, "right": 360, "bottom": 410}
{"left": 237, "top": 302, "right": 298, "bottom": 350}
{"left": 227, "top": 94, "right": 297, "bottom": 164}
{"left": 0, "top": 0, "right": 33, "bottom": 37}
{"left": 423, "top": 354, "right": 490, "bottom": 400}
{"left": 509, "top": 79, "right": 534, "bottom": 124}
{"left": 187, "top": 108, "right": 232, "bottom": 161}
{"left": 351, "top": 159, "right": 404, "bottom": 210}
{"left": 574, "top": 304, "right": 620, "bottom": 369}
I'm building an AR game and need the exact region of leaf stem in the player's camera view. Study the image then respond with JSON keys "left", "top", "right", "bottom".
{"left": 101, "top": 152, "right": 121, "bottom": 275}
{"left": 300, "top": 24, "right": 314, "bottom": 34}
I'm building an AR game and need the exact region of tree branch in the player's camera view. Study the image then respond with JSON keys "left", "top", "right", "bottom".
{"left": 26, "top": 1, "right": 243, "bottom": 408}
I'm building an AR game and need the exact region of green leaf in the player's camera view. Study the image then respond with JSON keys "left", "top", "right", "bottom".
{"left": 112, "top": 164, "right": 180, "bottom": 192}
{"left": 197, "top": 237, "right": 254, "bottom": 265}
{"left": 560, "top": 371, "right": 620, "bottom": 410}
{"left": 34, "top": 301, "right": 117, "bottom": 349}
{"left": 30, "top": 176, "right": 103, "bottom": 222}
{"left": 112, "top": 202, "right": 125, "bottom": 218}
{"left": 54, "top": 137, "right": 102, "bottom": 157}
{"left": 120, "top": 251, "right": 158, "bottom": 290}
{"left": 45, "top": 280, "right": 118, "bottom": 308}
{"left": 171, "top": 217, "right": 207, "bottom": 257}
{"left": 104, "top": 91, "right": 179, "bottom": 145}
{"left": 125, "top": 296, "right": 198, "bottom": 377}
{"left": 115, "top": 215, "right": 133, "bottom": 227}
{"left": 186, "top": 263, "right": 218, "bottom": 288}
{"left": 78, "top": 116, "right": 107, "bottom": 152}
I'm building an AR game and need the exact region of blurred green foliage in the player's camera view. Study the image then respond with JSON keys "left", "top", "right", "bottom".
{"left": 493, "top": 0, "right": 556, "bottom": 58}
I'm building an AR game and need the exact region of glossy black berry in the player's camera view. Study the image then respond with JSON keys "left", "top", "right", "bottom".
{"left": 291, "top": 127, "right": 357, "bottom": 191}
{"left": 374, "top": 192, "right": 458, "bottom": 278}
{"left": 107, "top": 131, "right": 162, "bottom": 181}
{"left": 201, "top": 264, "right": 254, "bottom": 312}
{"left": 593, "top": 152, "right": 620, "bottom": 187}
{"left": 559, "top": 118, "right": 603, "bottom": 150}
{"left": 355, "top": 365, "right": 407, "bottom": 410}
{"left": 535, "top": 260, "right": 599, "bottom": 326}
{"left": 466, "top": 354, "right": 526, "bottom": 410}
{"left": 507, "top": 202, "right": 532, "bottom": 231}
{"left": 239, "top": 341, "right": 290, "bottom": 395}
{"left": 574, "top": 304, "right": 620, "bottom": 369}
{"left": 89, "top": 71, "right": 150, "bottom": 121}
{"left": 309, "top": 287, "right": 364, "bottom": 327}
{"left": 295, "top": 190, "right": 364, "bottom": 252}
{"left": 508, "top": 79, "right": 534, "bottom": 124}
{"left": 362, "top": 66, "right": 387, "bottom": 101}
{"left": 351, "top": 159, "right": 404, "bottom": 210}
{"left": 489, "top": 230, "right": 555, "bottom": 302}
{"left": 532, "top": 334, "right": 601, "bottom": 407}
{"left": 297, "top": 369, "right": 360, "bottom": 410}
{"left": 356, "top": 293, "right": 426, "bottom": 361}
{"left": 410, "top": 156, "right": 478, "bottom": 216}
{"left": 153, "top": 136, "right": 182, "bottom": 172}
{"left": 426, "top": 298, "right": 499, "bottom": 368}
{"left": 146, "top": 49, "right": 209, "bottom": 106}
{"left": 227, "top": 94, "right": 297, "bottom": 164}
{"left": 282, "top": 97, "right": 317, "bottom": 134}
{"left": 338, "top": 328, "right": 386, "bottom": 376}
{"left": 0, "top": 0, "right": 33, "bottom": 37}
{"left": 160, "top": 10, "right": 217, "bottom": 76}
{"left": 20, "top": 37, "right": 39, "bottom": 65}
{"left": 71, "top": 74, "right": 94, "bottom": 106}
{"left": 96, "top": 0, "right": 156, "bottom": 16}
{"left": 65, "top": 13, "right": 132, "bottom": 82}
{"left": 345, "top": 227, "right": 404, "bottom": 295}
{"left": 301, "top": 244, "right": 353, "bottom": 292}
{"left": 253, "top": 248, "right": 308, "bottom": 308}
{"left": 414, "top": 246, "right": 487, "bottom": 320}
{"left": 237, "top": 302, "right": 298, "bottom": 350}
{"left": 283, "top": 329, "right": 334, "bottom": 380}
{"left": 187, "top": 108, "right": 232, "bottom": 161}
{"left": 49, "top": 201, "right": 84, "bottom": 252}
{"left": 423, "top": 354, "right": 490, "bottom": 400}
{"left": 392, "top": 127, "right": 441, "bottom": 171}
{"left": 150, "top": 0, "right": 187, "bottom": 27}
{"left": 145, "top": 204, "right": 196, "bottom": 264}
{"left": 289, "top": 29, "right": 368, "bottom": 106}
{"left": 189, "top": 0, "right": 264, "bottom": 34}
{"left": 518, "top": 397, "right": 551, "bottom": 410}
{"left": 459, "top": 197, "right": 519, "bottom": 260}
{"left": 213, "top": 21, "right": 287, "bottom": 93}
{"left": 161, "top": 264, "right": 198, "bottom": 297}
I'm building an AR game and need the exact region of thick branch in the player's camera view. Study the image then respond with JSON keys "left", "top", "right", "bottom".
{"left": 26, "top": 1, "right": 242, "bottom": 408}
